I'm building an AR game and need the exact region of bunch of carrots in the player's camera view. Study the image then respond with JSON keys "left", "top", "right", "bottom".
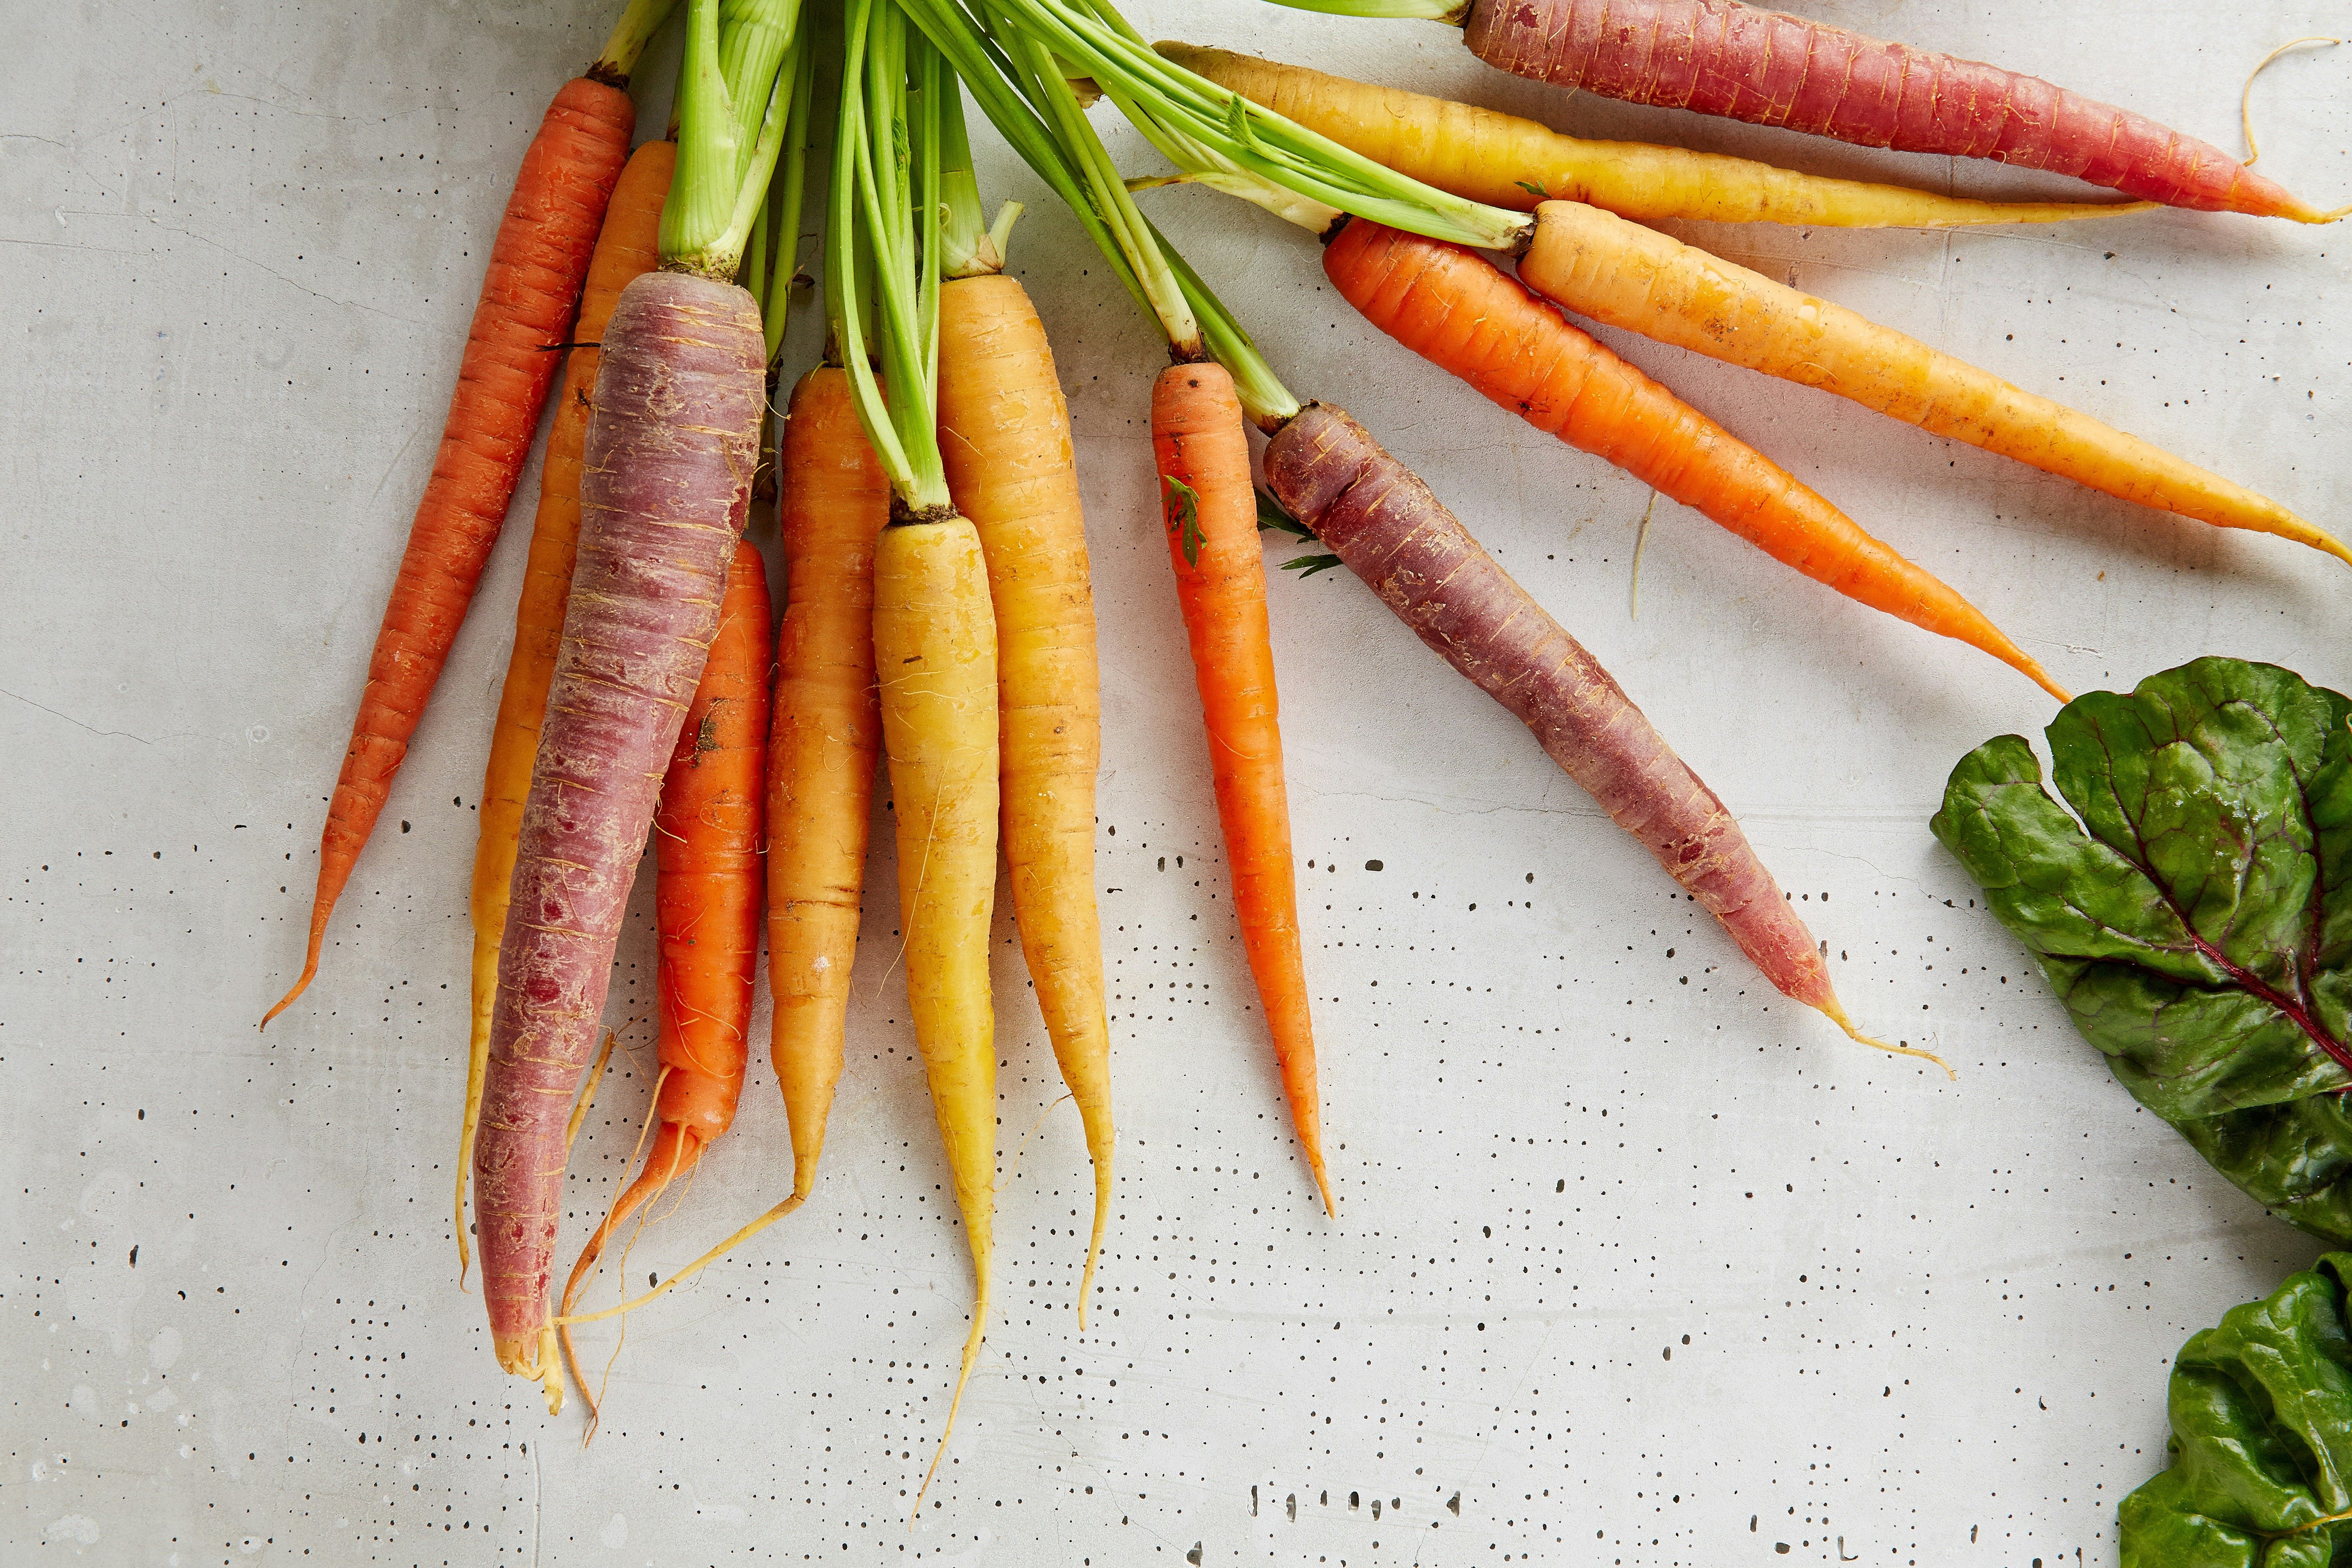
{"left": 260, "top": 0, "right": 2341, "bottom": 1496}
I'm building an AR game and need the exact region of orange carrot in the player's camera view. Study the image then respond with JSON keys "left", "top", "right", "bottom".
{"left": 456, "top": 137, "right": 674, "bottom": 1284}
{"left": 1325, "top": 218, "right": 2068, "bottom": 701}
{"left": 263, "top": 63, "right": 639, "bottom": 1028}
{"left": 768, "top": 367, "right": 891, "bottom": 1202}
{"left": 556, "top": 540, "right": 771, "bottom": 1418}
{"left": 1152, "top": 362, "right": 1333, "bottom": 1212}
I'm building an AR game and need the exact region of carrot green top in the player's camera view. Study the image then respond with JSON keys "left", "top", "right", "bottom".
{"left": 663, "top": 0, "right": 801, "bottom": 278}
{"left": 981, "top": 0, "right": 1533, "bottom": 253}
{"left": 591, "top": 0, "right": 686, "bottom": 86}
{"left": 828, "top": 0, "right": 955, "bottom": 515}
{"left": 902, "top": 0, "right": 1301, "bottom": 428}
{"left": 1249, "top": 0, "right": 1466, "bottom": 18}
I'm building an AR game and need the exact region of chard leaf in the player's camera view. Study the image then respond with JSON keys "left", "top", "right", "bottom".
{"left": 1933, "top": 658, "right": 2352, "bottom": 1241}
{"left": 2120, "top": 1253, "right": 2352, "bottom": 1567}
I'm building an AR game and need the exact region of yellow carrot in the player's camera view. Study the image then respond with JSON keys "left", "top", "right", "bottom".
{"left": 1517, "top": 199, "right": 2351, "bottom": 564}
{"left": 874, "top": 512, "right": 1001, "bottom": 1496}
{"left": 1161, "top": 43, "right": 2155, "bottom": 230}
{"left": 936, "top": 273, "right": 1115, "bottom": 1321}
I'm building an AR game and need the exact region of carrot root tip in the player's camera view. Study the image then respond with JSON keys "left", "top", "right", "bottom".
{"left": 1820, "top": 1001, "right": 1954, "bottom": 1079}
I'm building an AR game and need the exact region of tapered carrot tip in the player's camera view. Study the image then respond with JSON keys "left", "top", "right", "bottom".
{"left": 495, "top": 1326, "right": 565, "bottom": 1416}
{"left": 1818, "top": 999, "right": 1954, "bottom": 1079}
{"left": 912, "top": 1317, "right": 987, "bottom": 1527}
{"left": 2019, "top": 659, "right": 2073, "bottom": 705}
{"left": 258, "top": 953, "right": 318, "bottom": 1031}
{"left": 1304, "top": 1147, "right": 1337, "bottom": 1218}
{"left": 1077, "top": 1177, "right": 1110, "bottom": 1332}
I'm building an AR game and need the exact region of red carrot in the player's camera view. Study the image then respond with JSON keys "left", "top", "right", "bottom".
{"left": 1262, "top": 402, "right": 1946, "bottom": 1074}
{"left": 474, "top": 272, "right": 766, "bottom": 1408}
{"left": 1454, "top": 0, "right": 2344, "bottom": 220}
{"left": 263, "top": 22, "right": 654, "bottom": 1028}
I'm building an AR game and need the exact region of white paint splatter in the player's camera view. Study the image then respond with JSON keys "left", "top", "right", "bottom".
{"left": 46, "top": 1515, "right": 100, "bottom": 1545}
{"left": 148, "top": 1326, "right": 182, "bottom": 1370}
{"left": 600, "top": 1513, "right": 628, "bottom": 1549}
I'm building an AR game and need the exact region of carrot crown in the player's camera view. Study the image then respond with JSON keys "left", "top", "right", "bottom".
{"left": 828, "top": 0, "right": 954, "bottom": 515}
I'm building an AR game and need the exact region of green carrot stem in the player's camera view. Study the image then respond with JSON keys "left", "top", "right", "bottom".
{"left": 662, "top": 0, "right": 744, "bottom": 271}
{"left": 991, "top": 0, "right": 1527, "bottom": 249}
{"left": 765, "top": 23, "right": 821, "bottom": 364}
{"left": 1252, "top": 0, "right": 1463, "bottom": 17}
{"left": 593, "top": 0, "right": 684, "bottom": 82}
{"left": 830, "top": 0, "right": 953, "bottom": 512}
{"left": 978, "top": 0, "right": 1197, "bottom": 350}
{"left": 718, "top": 0, "right": 803, "bottom": 183}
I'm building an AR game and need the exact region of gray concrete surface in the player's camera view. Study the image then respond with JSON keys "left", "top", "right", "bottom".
{"left": 4, "top": 0, "right": 2348, "bottom": 1561}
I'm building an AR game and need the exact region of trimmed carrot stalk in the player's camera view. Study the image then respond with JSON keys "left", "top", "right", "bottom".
{"left": 874, "top": 513, "right": 1001, "bottom": 1484}
{"left": 474, "top": 272, "right": 765, "bottom": 1408}
{"left": 1162, "top": 43, "right": 2152, "bottom": 228}
{"left": 1151, "top": 363, "right": 1334, "bottom": 1211}
{"left": 556, "top": 539, "right": 771, "bottom": 1414}
{"left": 1262, "top": 402, "right": 1944, "bottom": 1073}
{"left": 1324, "top": 218, "right": 2066, "bottom": 701}
{"left": 1516, "top": 200, "right": 2352, "bottom": 566}
{"left": 935, "top": 274, "right": 1116, "bottom": 1320}
{"left": 458, "top": 139, "right": 675, "bottom": 1285}
{"left": 264, "top": 74, "right": 637, "bottom": 1028}
{"left": 768, "top": 367, "right": 892, "bottom": 1201}
{"left": 1457, "top": 0, "right": 2342, "bottom": 220}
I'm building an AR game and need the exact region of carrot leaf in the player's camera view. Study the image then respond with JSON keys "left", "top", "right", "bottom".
{"left": 1281, "top": 552, "right": 1344, "bottom": 578}
{"left": 1160, "top": 475, "right": 1205, "bottom": 566}
{"left": 1254, "top": 484, "right": 1311, "bottom": 538}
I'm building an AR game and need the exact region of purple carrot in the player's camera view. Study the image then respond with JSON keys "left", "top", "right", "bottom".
{"left": 1458, "top": 0, "right": 2342, "bottom": 220}
{"left": 474, "top": 271, "right": 766, "bottom": 1408}
{"left": 1262, "top": 403, "right": 1946, "bottom": 1072}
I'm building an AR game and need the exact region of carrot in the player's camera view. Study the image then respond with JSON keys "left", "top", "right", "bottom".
{"left": 1162, "top": 43, "right": 2154, "bottom": 229}
{"left": 1457, "top": 0, "right": 2348, "bottom": 220}
{"left": 455, "top": 139, "right": 674, "bottom": 1285}
{"left": 935, "top": 272, "right": 1118, "bottom": 1305}
{"left": 768, "top": 366, "right": 891, "bottom": 1201}
{"left": 473, "top": 0, "right": 788, "bottom": 1408}
{"left": 1262, "top": 403, "right": 1948, "bottom": 1073}
{"left": 554, "top": 539, "right": 770, "bottom": 1420}
{"left": 823, "top": 3, "right": 1002, "bottom": 1505}
{"left": 1153, "top": 364, "right": 1333, "bottom": 1211}
{"left": 262, "top": 5, "right": 665, "bottom": 1029}
{"left": 1323, "top": 218, "right": 2068, "bottom": 700}
{"left": 1513, "top": 199, "right": 2352, "bottom": 565}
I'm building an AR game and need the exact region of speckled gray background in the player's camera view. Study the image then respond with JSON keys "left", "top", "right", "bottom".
{"left": 5, "top": 1, "right": 2348, "bottom": 1562}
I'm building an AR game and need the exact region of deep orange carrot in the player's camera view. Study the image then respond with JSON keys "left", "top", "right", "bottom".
{"left": 263, "top": 73, "right": 636, "bottom": 1028}
{"left": 1151, "top": 362, "right": 1333, "bottom": 1212}
{"left": 457, "top": 137, "right": 675, "bottom": 1285}
{"left": 555, "top": 539, "right": 771, "bottom": 1415}
{"left": 1325, "top": 218, "right": 2068, "bottom": 701}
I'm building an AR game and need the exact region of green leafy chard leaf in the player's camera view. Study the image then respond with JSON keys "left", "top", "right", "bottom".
{"left": 1932, "top": 658, "right": 2352, "bottom": 1242}
{"left": 1161, "top": 474, "right": 1204, "bottom": 567}
{"left": 2120, "top": 1253, "right": 2352, "bottom": 1567}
